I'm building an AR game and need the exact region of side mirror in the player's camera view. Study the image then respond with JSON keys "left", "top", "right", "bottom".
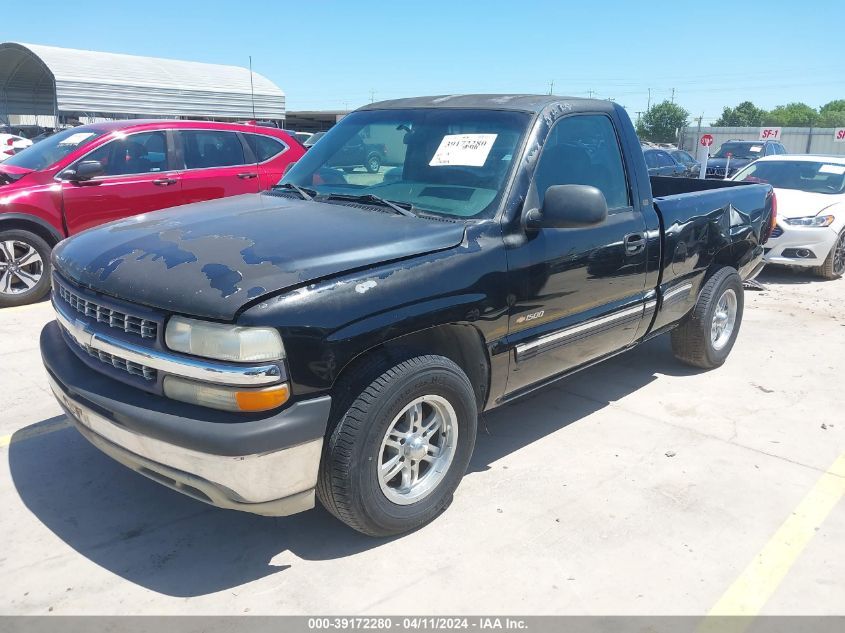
{"left": 63, "top": 160, "right": 104, "bottom": 181}
{"left": 525, "top": 184, "right": 608, "bottom": 230}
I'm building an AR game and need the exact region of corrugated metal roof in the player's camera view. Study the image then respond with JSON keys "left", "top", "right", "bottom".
{"left": 1, "top": 42, "right": 285, "bottom": 120}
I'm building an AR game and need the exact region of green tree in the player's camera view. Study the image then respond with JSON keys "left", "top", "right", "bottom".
{"left": 763, "top": 102, "right": 818, "bottom": 127}
{"left": 714, "top": 101, "right": 766, "bottom": 127}
{"left": 635, "top": 101, "right": 689, "bottom": 143}
{"left": 818, "top": 100, "right": 845, "bottom": 127}
{"left": 820, "top": 100, "right": 845, "bottom": 115}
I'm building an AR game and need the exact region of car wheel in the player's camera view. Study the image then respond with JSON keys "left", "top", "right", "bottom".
{"left": 812, "top": 228, "right": 845, "bottom": 280}
{"left": 317, "top": 354, "right": 477, "bottom": 537}
{"left": 366, "top": 154, "right": 381, "bottom": 173}
{"left": 670, "top": 267, "right": 744, "bottom": 369}
{"left": 0, "top": 230, "right": 52, "bottom": 308}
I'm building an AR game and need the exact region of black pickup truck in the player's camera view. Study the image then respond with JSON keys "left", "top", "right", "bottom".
{"left": 40, "top": 95, "right": 775, "bottom": 536}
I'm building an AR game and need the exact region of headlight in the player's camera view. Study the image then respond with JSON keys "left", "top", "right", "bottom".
{"left": 163, "top": 376, "right": 290, "bottom": 412}
{"left": 783, "top": 215, "right": 835, "bottom": 227}
{"left": 165, "top": 316, "right": 285, "bottom": 362}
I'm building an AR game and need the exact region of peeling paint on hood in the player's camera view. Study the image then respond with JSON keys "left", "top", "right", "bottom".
{"left": 53, "top": 192, "right": 466, "bottom": 320}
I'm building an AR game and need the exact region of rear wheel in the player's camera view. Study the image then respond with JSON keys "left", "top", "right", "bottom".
{"left": 671, "top": 267, "right": 744, "bottom": 369}
{"left": 0, "top": 230, "right": 52, "bottom": 308}
{"left": 317, "top": 354, "right": 477, "bottom": 537}
{"left": 812, "top": 228, "right": 845, "bottom": 280}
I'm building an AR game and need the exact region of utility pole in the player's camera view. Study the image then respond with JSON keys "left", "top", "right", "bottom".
{"left": 548, "top": 80, "right": 554, "bottom": 95}
{"left": 588, "top": 89, "right": 594, "bottom": 98}
{"left": 647, "top": 88, "right": 651, "bottom": 111}
{"left": 671, "top": 88, "right": 675, "bottom": 104}
{"left": 369, "top": 89, "right": 376, "bottom": 104}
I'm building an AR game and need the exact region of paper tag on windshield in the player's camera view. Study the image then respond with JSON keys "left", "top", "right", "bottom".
{"left": 429, "top": 134, "right": 497, "bottom": 167}
{"left": 819, "top": 164, "right": 845, "bottom": 175}
{"left": 749, "top": 145, "right": 762, "bottom": 152}
{"left": 59, "top": 132, "right": 95, "bottom": 146}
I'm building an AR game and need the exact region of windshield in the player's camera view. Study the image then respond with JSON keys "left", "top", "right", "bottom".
{"left": 733, "top": 160, "right": 845, "bottom": 194}
{"left": 713, "top": 142, "right": 763, "bottom": 160}
{"left": 3, "top": 126, "right": 106, "bottom": 171}
{"left": 280, "top": 108, "right": 530, "bottom": 219}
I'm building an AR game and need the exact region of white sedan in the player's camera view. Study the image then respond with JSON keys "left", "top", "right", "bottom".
{"left": 731, "top": 155, "right": 845, "bottom": 279}
{"left": 0, "top": 134, "right": 33, "bottom": 162}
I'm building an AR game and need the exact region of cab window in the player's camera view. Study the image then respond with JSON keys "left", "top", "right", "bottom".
{"left": 534, "top": 115, "right": 630, "bottom": 210}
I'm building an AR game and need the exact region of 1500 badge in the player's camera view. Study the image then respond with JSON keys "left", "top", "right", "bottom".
{"left": 515, "top": 310, "right": 544, "bottom": 324}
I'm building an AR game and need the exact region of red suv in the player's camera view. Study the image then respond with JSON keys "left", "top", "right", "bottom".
{"left": 0, "top": 120, "right": 303, "bottom": 307}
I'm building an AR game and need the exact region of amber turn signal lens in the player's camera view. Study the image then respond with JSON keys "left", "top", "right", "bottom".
{"left": 235, "top": 384, "right": 290, "bottom": 412}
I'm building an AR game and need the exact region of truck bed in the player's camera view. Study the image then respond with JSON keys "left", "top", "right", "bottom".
{"left": 649, "top": 175, "right": 754, "bottom": 198}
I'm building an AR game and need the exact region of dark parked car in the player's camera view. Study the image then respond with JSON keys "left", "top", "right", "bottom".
{"left": 326, "top": 133, "right": 386, "bottom": 173}
{"left": 643, "top": 147, "right": 687, "bottom": 177}
{"left": 670, "top": 149, "right": 700, "bottom": 177}
{"left": 706, "top": 140, "right": 787, "bottom": 179}
{"left": 42, "top": 95, "right": 775, "bottom": 537}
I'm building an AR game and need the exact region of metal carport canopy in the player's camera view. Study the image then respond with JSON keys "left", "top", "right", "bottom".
{"left": 0, "top": 42, "right": 285, "bottom": 120}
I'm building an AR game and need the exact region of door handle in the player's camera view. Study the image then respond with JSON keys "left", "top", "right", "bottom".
{"left": 624, "top": 233, "right": 646, "bottom": 255}
{"left": 152, "top": 177, "right": 178, "bottom": 186}
{"left": 237, "top": 172, "right": 258, "bottom": 179}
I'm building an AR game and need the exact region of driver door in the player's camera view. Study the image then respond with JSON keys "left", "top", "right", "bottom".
{"left": 505, "top": 113, "right": 651, "bottom": 394}
{"left": 62, "top": 130, "right": 183, "bottom": 234}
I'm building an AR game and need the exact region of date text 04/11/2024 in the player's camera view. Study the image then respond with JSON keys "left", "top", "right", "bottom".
{"left": 307, "top": 617, "right": 528, "bottom": 630}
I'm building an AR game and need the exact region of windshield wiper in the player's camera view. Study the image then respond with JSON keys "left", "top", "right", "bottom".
{"left": 273, "top": 182, "right": 316, "bottom": 201}
{"left": 321, "top": 193, "right": 416, "bottom": 217}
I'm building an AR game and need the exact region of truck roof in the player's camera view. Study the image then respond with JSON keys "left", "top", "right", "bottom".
{"left": 361, "top": 94, "right": 611, "bottom": 114}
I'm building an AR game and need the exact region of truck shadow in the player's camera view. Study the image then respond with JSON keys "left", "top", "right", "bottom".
{"left": 9, "top": 336, "right": 688, "bottom": 598}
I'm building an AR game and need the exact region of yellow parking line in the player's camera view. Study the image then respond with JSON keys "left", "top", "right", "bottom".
{"left": 0, "top": 417, "right": 70, "bottom": 448}
{"left": 698, "top": 452, "right": 845, "bottom": 633}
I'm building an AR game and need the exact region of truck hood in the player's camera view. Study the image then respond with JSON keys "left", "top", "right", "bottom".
{"left": 53, "top": 192, "right": 466, "bottom": 320}
{"left": 771, "top": 188, "right": 843, "bottom": 219}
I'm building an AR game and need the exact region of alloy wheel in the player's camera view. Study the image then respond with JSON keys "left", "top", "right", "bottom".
{"left": 711, "top": 288, "right": 738, "bottom": 351}
{"left": 0, "top": 240, "right": 44, "bottom": 296}
{"left": 377, "top": 395, "right": 459, "bottom": 505}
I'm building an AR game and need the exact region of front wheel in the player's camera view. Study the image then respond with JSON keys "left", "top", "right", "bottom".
{"left": 812, "top": 228, "right": 845, "bottom": 280}
{"left": 0, "top": 230, "right": 52, "bottom": 308}
{"left": 317, "top": 354, "right": 477, "bottom": 537}
{"left": 365, "top": 153, "right": 381, "bottom": 173}
{"left": 671, "top": 267, "right": 744, "bottom": 369}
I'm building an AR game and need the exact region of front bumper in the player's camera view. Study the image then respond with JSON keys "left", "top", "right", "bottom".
{"left": 763, "top": 224, "right": 838, "bottom": 267}
{"left": 41, "top": 321, "right": 332, "bottom": 516}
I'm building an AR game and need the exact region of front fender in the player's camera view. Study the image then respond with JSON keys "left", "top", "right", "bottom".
{"left": 238, "top": 223, "right": 510, "bottom": 396}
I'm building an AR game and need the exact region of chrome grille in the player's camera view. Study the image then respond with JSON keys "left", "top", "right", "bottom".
{"left": 82, "top": 345, "right": 157, "bottom": 381}
{"left": 57, "top": 284, "right": 157, "bottom": 340}
{"left": 770, "top": 225, "right": 784, "bottom": 238}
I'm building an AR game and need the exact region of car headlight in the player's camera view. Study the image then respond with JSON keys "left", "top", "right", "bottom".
{"left": 783, "top": 215, "right": 835, "bottom": 227}
{"left": 165, "top": 316, "right": 285, "bottom": 362}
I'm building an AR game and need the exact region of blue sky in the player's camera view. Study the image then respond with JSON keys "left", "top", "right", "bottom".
{"left": 3, "top": 0, "right": 842, "bottom": 123}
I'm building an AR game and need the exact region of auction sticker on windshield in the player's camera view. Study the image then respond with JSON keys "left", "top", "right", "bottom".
{"left": 819, "top": 164, "right": 845, "bottom": 175}
{"left": 430, "top": 134, "right": 497, "bottom": 167}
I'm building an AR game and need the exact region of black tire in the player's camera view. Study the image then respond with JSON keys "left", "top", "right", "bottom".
{"left": 811, "top": 228, "right": 845, "bottom": 280}
{"left": 671, "top": 267, "right": 744, "bottom": 369}
{"left": 0, "top": 229, "right": 52, "bottom": 308}
{"left": 317, "top": 354, "right": 477, "bottom": 537}
{"left": 365, "top": 153, "right": 381, "bottom": 173}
